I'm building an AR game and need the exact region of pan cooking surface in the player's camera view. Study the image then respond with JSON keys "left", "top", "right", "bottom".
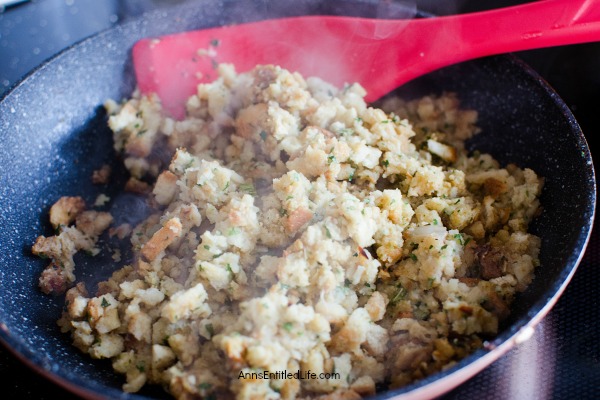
{"left": 0, "top": 1, "right": 595, "bottom": 399}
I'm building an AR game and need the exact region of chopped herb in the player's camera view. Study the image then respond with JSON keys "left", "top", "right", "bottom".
{"left": 240, "top": 183, "right": 256, "bottom": 195}
{"left": 410, "top": 253, "right": 418, "bottom": 262}
{"left": 283, "top": 322, "right": 293, "bottom": 332}
{"left": 226, "top": 263, "right": 233, "bottom": 276}
{"left": 203, "top": 245, "right": 210, "bottom": 250}
{"left": 286, "top": 195, "right": 294, "bottom": 200}
{"left": 327, "top": 154, "right": 336, "bottom": 164}
{"left": 364, "top": 283, "right": 371, "bottom": 288}
{"left": 413, "top": 307, "right": 430, "bottom": 320}
{"left": 427, "top": 277, "right": 435, "bottom": 288}
{"left": 162, "top": 335, "right": 170, "bottom": 345}
{"left": 433, "top": 219, "right": 438, "bottom": 225}
{"left": 390, "top": 285, "right": 407, "bottom": 304}
{"left": 383, "top": 160, "right": 390, "bottom": 167}
{"left": 464, "top": 238, "right": 472, "bottom": 246}
{"left": 344, "top": 278, "right": 351, "bottom": 287}
{"left": 441, "top": 244, "right": 448, "bottom": 250}
{"left": 353, "top": 252, "right": 358, "bottom": 257}
{"left": 227, "top": 227, "right": 240, "bottom": 236}
{"left": 205, "top": 323, "right": 215, "bottom": 337}
{"left": 429, "top": 245, "right": 434, "bottom": 249}
{"left": 101, "top": 297, "right": 110, "bottom": 308}
{"left": 453, "top": 233, "right": 464, "bottom": 245}
{"left": 454, "top": 199, "right": 461, "bottom": 204}
{"left": 259, "top": 130, "right": 267, "bottom": 141}
{"left": 381, "top": 119, "right": 390, "bottom": 123}
{"left": 279, "top": 208, "right": 288, "bottom": 217}
{"left": 325, "top": 226, "right": 332, "bottom": 239}
{"left": 223, "top": 181, "right": 230, "bottom": 191}
{"left": 199, "top": 382, "right": 212, "bottom": 391}
{"left": 137, "top": 129, "right": 147, "bottom": 136}
{"left": 348, "top": 170, "right": 355, "bottom": 182}
{"left": 136, "top": 363, "right": 145, "bottom": 373}
{"left": 355, "top": 117, "right": 363, "bottom": 122}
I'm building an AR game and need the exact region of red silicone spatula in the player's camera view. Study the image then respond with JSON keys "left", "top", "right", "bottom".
{"left": 133, "top": 0, "right": 600, "bottom": 119}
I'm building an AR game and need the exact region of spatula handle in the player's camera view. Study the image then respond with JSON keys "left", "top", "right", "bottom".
{"left": 374, "top": 0, "right": 600, "bottom": 98}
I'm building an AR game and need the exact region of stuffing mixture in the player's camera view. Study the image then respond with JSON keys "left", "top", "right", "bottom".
{"left": 33, "top": 64, "right": 543, "bottom": 399}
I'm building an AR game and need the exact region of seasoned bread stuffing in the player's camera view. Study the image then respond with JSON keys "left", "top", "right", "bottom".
{"left": 34, "top": 197, "right": 113, "bottom": 294}
{"left": 38, "top": 65, "right": 543, "bottom": 398}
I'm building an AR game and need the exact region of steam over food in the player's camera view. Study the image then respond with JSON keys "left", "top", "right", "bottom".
{"left": 34, "top": 64, "right": 543, "bottom": 399}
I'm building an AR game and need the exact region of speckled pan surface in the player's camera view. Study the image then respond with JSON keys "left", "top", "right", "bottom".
{"left": 0, "top": 1, "right": 595, "bottom": 399}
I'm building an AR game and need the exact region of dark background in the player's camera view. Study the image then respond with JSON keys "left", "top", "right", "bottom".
{"left": 0, "top": 0, "right": 598, "bottom": 399}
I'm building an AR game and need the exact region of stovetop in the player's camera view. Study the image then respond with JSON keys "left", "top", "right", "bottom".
{"left": 0, "top": 1, "right": 598, "bottom": 399}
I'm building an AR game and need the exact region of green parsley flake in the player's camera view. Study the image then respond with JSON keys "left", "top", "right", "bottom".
{"left": 348, "top": 170, "right": 355, "bottom": 181}
{"left": 240, "top": 183, "right": 256, "bottom": 195}
{"left": 283, "top": 322, "right": 293, "bottom": 332}
{"left": 101, "top": 297, "right": 110, "bottom": 308}
{"left": 205, "top": 323, "right": 215, "bottom": 337}
{"left": 428, "top": 277, "right": 435, "bottom": 288}
{"left": 390, "top": 286, "right": 407, "bottom": 304}
{"left": 453, "top": 233, "right": 464, "bottom": 245}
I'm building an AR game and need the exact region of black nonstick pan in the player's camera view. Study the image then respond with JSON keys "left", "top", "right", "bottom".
{"left": 0, "top": 1, "right": 595, "bottom": 399}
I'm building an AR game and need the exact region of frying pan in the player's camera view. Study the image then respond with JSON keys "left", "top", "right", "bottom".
{"left": 0, "top": 0, "right": 595, "bottom": 399}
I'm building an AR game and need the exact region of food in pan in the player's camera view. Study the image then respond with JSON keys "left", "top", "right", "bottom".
{"left": 32, "top": 64, "right": 543, "bottom": 399}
